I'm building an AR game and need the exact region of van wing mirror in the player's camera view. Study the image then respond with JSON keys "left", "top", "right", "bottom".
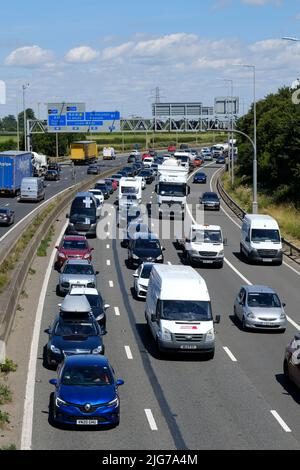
{"left": 214, "top": 315, "right": 221, "bottom": 324}
{"left": 245, "top": 236, "right": 250, "bottom": 242}
{"left": 66, "top": 214, "right": 69, "bottom": 219}
{"left": 151, "top": 314, "right": 157, "bottom": 322}
{"left": 223, "top": 237, "right": 228, "bottom": 246}
{"left": 187, "top": 186, "right": 190, "bottom": 195}
{"left": 155, "top": 184, "right": 158, "bottom": 193}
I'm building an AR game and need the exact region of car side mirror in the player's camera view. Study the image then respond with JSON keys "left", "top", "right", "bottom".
{"left": 151, "top": 314, "right": 157, "bottom": 322}
{"left": 132, "top": 273, "right": 138, "bottom": 278}
{"left": 95, "top": 271, "right": 100, "bottom": 275}
{"left": 155, "top": 184, "right": 158, "bottom": 193}
{"left": 44, "top": 328, "right": 50, "bottom": 335}
{"left": 55, "top": 246, "right": 59, "bottom": 249}
{"left": 245, "top": 236, "right": 250, "bottom": 242}
{"left": 239, "top": 301, "right": 243, "bottom": 306}
{"left": 223, "top": 238, "right": 228, "bottom": 246}
{"left": 91, "top": 247, "right": 94, "bottom": 251}
{"left": 49, "top": 379, "right": 58, "bottom": 386}
{"left": 187, "top": 186, "right": 191, "bottom": 195}
{"left": 116, "top": 379, "right": 124, "bottom": 387}
{"left": 162, "top": 247, "right": 166, "bottom": 251}
{"left": 66, "top": 214, "right": 69, "bottom": 219}
{"left": 214, "top": 315, "right": 221, "bottom": 324}
{"left": 282, "top": 302, "right": 286, "bottom": 307}
{"left": 57, "top": 303, "right": 62, "bottom": 307}
{"left": 104, "top": 304, "right": 110, "bottom": 310}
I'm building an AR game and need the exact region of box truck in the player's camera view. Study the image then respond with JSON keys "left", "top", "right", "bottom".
{"left": 0, "top": 151, "right": 32, "bottom": 196}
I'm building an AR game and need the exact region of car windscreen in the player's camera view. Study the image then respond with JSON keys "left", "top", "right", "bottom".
{"left": 247, "top": 292, "right": 281, "bottom": 308}
{"left": 251, "top": 229, "right": 280, "bottom": 243}
{"left": 85, "top": 294, "right": 103, "bottom": 308}
{"left": 161, "top": 300, "right": 212, "bottom": 321}
{"left": 54, "top": 321, "right": 97, "bottom": 337}
{"left": 140, "top": 265, "right": 154, "bottom": 278}
{"left": 159, "top": 183, "right": 186, "bottom": 197}
{"left": 63, "top": 264, "right": 94, "bottom": 275}
{"left": 61, "top": 365, "right": 113, "bottom": 386}
{"left": 203, "top": 193, "right": 218, "bottom": 201}
{"left": 0, "top": 209, "right": 8, "bottom": 214}
{"left": 121, "top": 187, "right": 137, "bottom": 194}
{"left": 135, "top": 239, "right": 160, "bottom": 250}
{"left": 191, "top": 230, "right": 222, "bottom": 243}
{"left": 70, "top": 198, "right": 96, "bottom": 219}
{"left": 62, "top": 240, "right": 87, "bottom": 250}
{"left": 139, "top": 171, "right": 151, "bottom": 176}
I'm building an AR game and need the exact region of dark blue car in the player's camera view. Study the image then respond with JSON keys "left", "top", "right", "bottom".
{"left": 193, "top": 172, "right": 207, "bottom": 184}
{"left": 216, "top": 156, "right": 226, "bottom": 164}
{"left": 49, "top": 355, "right": 124, "bottom": 427}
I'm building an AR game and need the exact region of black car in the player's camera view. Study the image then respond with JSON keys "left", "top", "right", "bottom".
{"left": 45, "top": 313, "right": 104, "bottom": 368}
{"left": 138, "top": 169, "right": 154, "bottom": 184}
{"left": 127, "top": 155, "right": 136, "bottom": 163}
{"left": 128, "top": 233, "right": 165, "bottom": 267}
{"left": 122, "top": 222, "right": 150, "bottom": 247}
{"left": 0, "top": 207, "right": 14, "bottom": 225}
{"left": 193, "top": 172, "right": 207, "bottom": 184}
{"left": 132, "top": 162, "right": 143, "bottom": 172}
{"left": 48, "top": 162, "right": 61, "bottom": 173}
{"left": 200, "top": 192, "right": 220, "bottom": 211}
{"left": 87, "top": 164, "right": 101, "bottom": 175}
{"left": 45, "top": 169, "right": 60, "bottom": 181}
{"left": 180, "top": 143, "right": 189, "bottom": 150}
{"left": 104, "top": 179, "right": 114, "bottom": 194}
{"left": 94, "top": 181, "right": 110, "bottom": 199}
{"left": 122, "top": 166, "right": 135, "bottom": 177}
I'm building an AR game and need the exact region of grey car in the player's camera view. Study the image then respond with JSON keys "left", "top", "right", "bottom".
{"left": 57, "top": 259, "right": 98, "bottom": 296}
{"left": 234, "top": 285, "right": 286, "bottom": 332}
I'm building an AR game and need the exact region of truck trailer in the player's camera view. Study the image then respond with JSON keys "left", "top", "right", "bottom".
{"left": 0, "top": 151, "right": 32, "bottom": 196}
{"left": 70, "top": 141, "right": 98, "bottom": 165}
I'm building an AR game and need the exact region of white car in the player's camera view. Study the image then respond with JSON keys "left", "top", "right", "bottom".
{"left": 89, "top": 189, "right": 104, "bottom": 207}
{"left": 133, "top": 262, "right": 155, "bottom": 299}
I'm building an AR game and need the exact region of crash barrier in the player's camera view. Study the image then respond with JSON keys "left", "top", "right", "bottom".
{"left": 216, "top": 171, "right": 300, "bottom": 265}
{"left": 0, "top": 163, "right": 124, "bottom": 349}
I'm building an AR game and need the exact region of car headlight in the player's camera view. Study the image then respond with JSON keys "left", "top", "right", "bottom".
{"left": 156, "top": 254, "right": 163, "bottom": 260}
{"left": 280, "top": 312, "right": 286, "bottom": 319}
{"left": 95, "top": 313, "right": 104, "bottom": 321}
{"left": 108, "top": 397, "right": 119, "bottom": 407}
{"left": 247, "top": 311, "right": 255, "bottom": 319}
{"left": 55, "top": 397, "right": 67, "bottom": 408}
{"left": 50, "top": 345, "right": 61, "bottom": 355}
{"left": 206, "top": 328, "right": 215, "bottom": 341}
{"left": 58, "top": 253, "right": 66, "bottom": 258}
{"left": 132, "top": 254, "right": 139, "bottom": 259}
{"left": 218, "top": 250, "right": 224, "bottom": 257}
{"left": 191, "top": 250, "right": 199, "bottom": 255}
{"left": 92, "top": 346, "right": 103, "bottom": 354}
{"left": 160, "top": 327, "right": 172, "bottom": 341}
{"left": 83, "top": 253, "right": 91, "bottom": 259}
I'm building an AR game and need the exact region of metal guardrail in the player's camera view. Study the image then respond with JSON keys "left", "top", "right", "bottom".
{"left": 216, "top": 171, "right": 300, "bottom": 265}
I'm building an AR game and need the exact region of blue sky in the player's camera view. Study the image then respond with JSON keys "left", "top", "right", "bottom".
{"left": 1, "top": 0, "right": 300, "bottom": 117}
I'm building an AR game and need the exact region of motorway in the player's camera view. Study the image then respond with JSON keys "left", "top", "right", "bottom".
{"left": 28, "top": 157, "right": 300, "bottom": 450}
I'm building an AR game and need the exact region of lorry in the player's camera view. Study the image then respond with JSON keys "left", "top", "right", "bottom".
{"left": 70, "top": 141, "right": 98, "bottom": 165}
{"left": 0, "top": 151, "right": 32, "bottom": 196}
{"left": 102, "top": 146, "right": 116, "bottom": 160}
{"left": 119, "top": 177, "right": 142, "bottom": 203}
{"left": 176, "top": 224, "right": 225, "bottom": 268}
{"left": 31, "top": 151, "right": 48, "bottom": 177}
{"left": 155, "top": 158, "right": 190, "bottom": 220}
{"left": 173, "top": 151, "right": 191, "bottom": 171}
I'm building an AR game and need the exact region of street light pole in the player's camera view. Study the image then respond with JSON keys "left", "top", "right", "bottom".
{"left": 22, "top": 83, "right": 29, "bottom": 151}
{"left": 233, "top": 64, "right": 257, "bottom": 213}
{"left": 223, "top": 79, "right": 234, "bottom": 185}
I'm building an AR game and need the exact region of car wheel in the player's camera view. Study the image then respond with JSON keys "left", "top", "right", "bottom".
{"left": 56, "top": 285, "right": 61, "bottom": 296}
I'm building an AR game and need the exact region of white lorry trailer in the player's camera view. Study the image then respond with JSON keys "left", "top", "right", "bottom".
{"left": 155, "top": 159, "right": 189, "bottom": 220}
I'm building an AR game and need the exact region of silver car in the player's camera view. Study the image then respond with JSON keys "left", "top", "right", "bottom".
{"left": 133, "top": 262, "right": 154, "bottom": 299}
{"left": 57, "top": 259, "right": 98, "bottom": 296}
{"left": 234, "top": 285, "right": 286, "bottom": 332}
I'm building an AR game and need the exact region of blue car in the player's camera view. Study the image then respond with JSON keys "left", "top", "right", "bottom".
{"left": 49, "top": 355, "right": 124, "bottom": 427}
{"left": 193, "top": 172, "right": 207, "bottom": 184}
{"left": 216, "top": 156, "right": 225, "bottom": 164}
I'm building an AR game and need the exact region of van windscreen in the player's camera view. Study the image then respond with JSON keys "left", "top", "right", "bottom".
{"left": 251, "top": 229, "right": 280, "bottom": 243}
{"left": 160, "top": 300, "right": 212, "bottom": 321}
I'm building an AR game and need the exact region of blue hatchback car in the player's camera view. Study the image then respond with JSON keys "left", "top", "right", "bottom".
{"left": 193, "top": 172, "right": 207, "bottom": 184}
{"left": 49, "top": 355, "right": 124, "bottom": 427}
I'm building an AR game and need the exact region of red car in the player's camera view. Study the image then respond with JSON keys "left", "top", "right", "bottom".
{"left": 193, "top": 157, "right": 203, "bottom": 167}
{"left": 105, "top": 178, "right": 118, "bottom": 191}
{"left": 168, "top": 145, "right": 176, "bottom": 153}
{"left": 55, "top": 236, "right": 94, "bottom": 270}
{"left": 142, "top": 153, "right": 151, "bottom": 160}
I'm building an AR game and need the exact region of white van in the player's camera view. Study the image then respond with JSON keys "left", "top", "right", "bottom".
{"left": 145, "top": 265, "right": 220, "bottom": 358}
{"left": 20, "top": 177, "right": 45, "bottom": 202}
{"left": 240, "top": 214, "right": 283, "bottom": 265}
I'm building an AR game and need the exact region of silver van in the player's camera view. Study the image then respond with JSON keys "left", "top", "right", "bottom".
{"left": 20, "top": 177, "right": 45, "bottom": 202}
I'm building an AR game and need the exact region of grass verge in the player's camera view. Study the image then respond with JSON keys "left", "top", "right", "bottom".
{"left": 0, "top": 384, "right": 12, "bottom": 405}
{"left": 222, "top": 172, "right": 300, "bottom": 246}
{"left": 37, "top": 226, "right": 55, "bottom": 257}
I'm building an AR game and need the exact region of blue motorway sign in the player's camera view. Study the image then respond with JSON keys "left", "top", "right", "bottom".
{"left": 85, "top": 111, "right": 120, "bottom": 120}
{"left": 48, "top": 115, "right": 67, "bottom": 126}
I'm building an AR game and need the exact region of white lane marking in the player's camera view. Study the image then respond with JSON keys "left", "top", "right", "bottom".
{"left": 124, "top": 345, "right": 133, "bottom": 359}
{"left": 106, "top": 259, "right": 111, "bottom": 266}
{"left": 223, "top": 346, "right": 238, "bottom": 362}
{"left": 106, "top": 244, "right": 110, "bottom": 249}
{"left": 114, "top": 307, "right": 120, "bottom": 316}
{"left": 21, "top": 221, "right": 69, "bottom": 450}
{"left": 145, "top": 409, "right": 158, "bottom": 431}
{"left": 285, "top": 315, "right": 300, "bottom": 331}
{"left": 109, "top": 280, "right": 114, "bottom": 287}
{"left": 270, "top": 410, "right": 292, "bottom": 432}
{"left": 283, "top": 261, "right": 300, "bottom": 277}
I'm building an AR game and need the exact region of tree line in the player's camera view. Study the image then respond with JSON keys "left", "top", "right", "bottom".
{"left": 236, "top": 86, "right": 300, "bottom": 205}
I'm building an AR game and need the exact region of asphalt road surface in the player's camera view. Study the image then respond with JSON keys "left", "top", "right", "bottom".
{"left": 29, "top": 157, "right": 300, "bottom": 450}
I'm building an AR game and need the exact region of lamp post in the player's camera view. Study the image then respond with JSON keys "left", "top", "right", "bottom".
{"left": 223, "top": 79, "right": 234, "bottom": 185}
{"left": 233, "top": 64, "right": 257, "bottom": 213}
{"left": 22, "top": 83, "right": 29, "bottom": 151}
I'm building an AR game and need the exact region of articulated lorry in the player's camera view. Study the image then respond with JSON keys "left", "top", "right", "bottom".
{"left": 0, "top": 151, "right": 32, "bottom": 196}
{"left": 70, "top": 141, "right": 98, "bottom": 165}
{"left": 155, "top": 158, "right": 190, "bottom": 220}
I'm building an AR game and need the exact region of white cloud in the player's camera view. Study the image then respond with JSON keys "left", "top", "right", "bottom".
{"left": 5, "top": 45, "right": 53, "bottom": 67}
{"left": 241, "top": 0, "right": 282, "bottom": 4}
{"left": 65, "top": 46, "right": 99, "bottom": 63}
{"left": 102, "top": 42, "right": 134, "bottom": 60}
{"left": 249, "top": 39, "right": 284, "bottom": 52}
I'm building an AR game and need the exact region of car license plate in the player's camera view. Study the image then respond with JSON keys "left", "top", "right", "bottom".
{"left": 203, "top": 260, "right": 213, "bottom": 264}
{"left": 262, "top": 259, "right": 273, "bottom": 263}
{"left": 260, "top": 322, "right": 274, "bottom": 326}
{"left": 76, "top": 419, "right": 98, "bottom": 425}
{"left": 180, "top": 345, "right": 197, "bottom": 350}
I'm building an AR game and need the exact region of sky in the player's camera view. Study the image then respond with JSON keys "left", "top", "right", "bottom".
{"left": 1, "top": 0, "right": 300, "bottom": 119}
